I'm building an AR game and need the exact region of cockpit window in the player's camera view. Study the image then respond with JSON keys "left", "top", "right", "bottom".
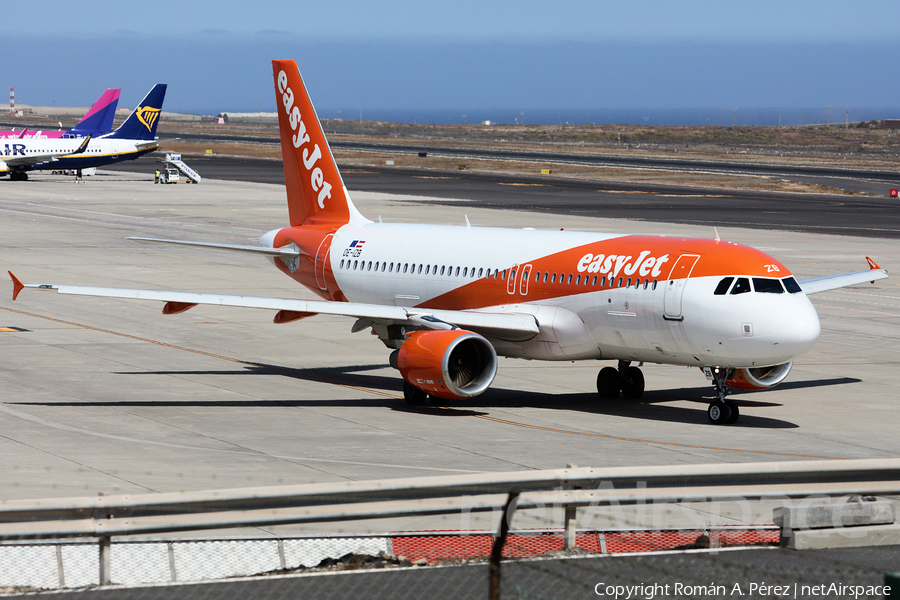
{"left": 783, "top": 277, "right": 802, "bottom": 293}
{"left": 730, "top": 277, "right": 751, "bottom": 295}
{"left": 753, "top": 278, "right": 785, "bottom": 294}
{"left": 714, "top": 277, "right": 734, "bottom": 295}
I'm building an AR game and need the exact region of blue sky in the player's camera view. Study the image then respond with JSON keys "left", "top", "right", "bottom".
{"left": 5, "top": 1, "right": 900, "bottom": 121}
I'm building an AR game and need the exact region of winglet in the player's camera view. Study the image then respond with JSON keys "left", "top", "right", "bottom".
{"left": 9, "top": 271, "right": 24, "bottom": 301}
{"left": 866, "top": 256, "right": 882, "bottom": 270}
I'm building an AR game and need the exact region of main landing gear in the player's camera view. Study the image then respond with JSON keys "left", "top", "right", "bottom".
{"left": 596, "top": 360, "right": 645, "bottom": 400}
{"left": 707, "top": 367, "right": 740, "bottom": 425}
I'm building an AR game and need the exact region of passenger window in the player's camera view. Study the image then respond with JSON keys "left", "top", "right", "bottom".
{"left": 417, "top": 265, "right": 422, "bottom": 274}
{"left": 753, "top": 278, "right": 784, "bottom": 294}
{"left": 367, "top": 261, "right": 372, "bottom": 271}
{"left": 455, "top": 267, "right": 460, "bottom": 277}
{"left": 626, "top": 278, "right": 632, "bottom": 288}
{"left": 601, "top": 276, "right": 607, "bottom": 287}
{"left": 617, "top": 277, "right": 623, "bottom": 288}
{"left": 576, "top": 275, "right": 581, "bottom": 285}
{"left": 592, "top": 275, "right": 598, "bottom": 286}
{"left": 535, "top": 271, "right": 540, "bottom": 283}
{"left": 382, "top": 263, "right": 387, "bottom": 272}
{"left": 501, "top": 270, "right": 506, "bottom": 280}
{"left": 652, "top": 280, "right": 658, "bottom": 290}
{"left": 403, "top": 263, "right": 409, "bottom": 273}
{"left": 479, "top": 268, "right": 484, "bottom": 278}
{"left": 340, "top": 259, "right": 345, "bottom": 269}
{"left": 730, "top": 278, "right": 751, "bottom": 294}
{"left": 567, "top": 274, "right": 573, "bottom": 285}
{"left": 783, "top": 277, "right": 802, "bottom": 293}
{"left": 440, "top": 266, "right": 445, "bottom": 275}
{"left": 551, "top": 273, "right": 557, "bottom": 284}
{"left": 714, "top": 277, "right": 734, "bottom": 295}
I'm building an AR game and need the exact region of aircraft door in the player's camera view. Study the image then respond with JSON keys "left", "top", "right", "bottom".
{"left": 507, "top": 265, "right": 519, "bottom": 295}
{"left": 519, "top": 264, "right": 532, "bottom": 296}
{"left": 663, "top": 254, "right": 700, "bottom": 320}
{"left": 314, "top": 234, "right": 334, "bottom": 291}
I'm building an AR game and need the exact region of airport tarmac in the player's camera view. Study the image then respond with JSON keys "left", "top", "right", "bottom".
{"left": 1, "top": 170, "right": 898, "bottom": 536}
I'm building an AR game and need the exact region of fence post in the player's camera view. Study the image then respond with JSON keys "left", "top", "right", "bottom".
{"left": 489, "top": 491, "right": 520, "bottom": 600}
{"left": 564, "top": 464, "right": 578, "bottom": 550}
{"left": 99, "top": 536, "right": 111, "bottom": 585}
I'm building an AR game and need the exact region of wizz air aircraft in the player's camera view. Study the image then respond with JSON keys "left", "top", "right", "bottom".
{"left": 0, "top": 88, "right": 121, "bottom": 140}
{"left": 9, "top": 61, "right": 888, "bottom": 424}
{"left": 1, "top": 84, "right": 165, "bottom": 181}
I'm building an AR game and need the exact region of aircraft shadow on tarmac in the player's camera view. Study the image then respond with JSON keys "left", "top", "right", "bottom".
{"left": 18, "top": 362, "right": 858, "bottom": 429}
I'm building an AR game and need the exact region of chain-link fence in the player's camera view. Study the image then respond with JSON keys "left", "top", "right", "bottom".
{"left": 0, "top": 527, "right": 779, "bottom": 592}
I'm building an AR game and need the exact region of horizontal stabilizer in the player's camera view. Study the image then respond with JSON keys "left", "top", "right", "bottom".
{"left": 126, "top": 237, "right": 301, "bottom": 257}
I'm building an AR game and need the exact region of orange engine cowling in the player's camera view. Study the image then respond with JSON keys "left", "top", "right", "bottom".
{"left": 727, "top": 362, "right": 793, "bottom": 390}
{"left": 397, "top": 330, "right": 497, "bottom": 400}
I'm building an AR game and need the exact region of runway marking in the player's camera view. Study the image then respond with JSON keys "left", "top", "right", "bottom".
{"left": 498, "top": 183, "right": 548, "bottom": 187}
{"left": 0, "top": 305, "right": 847, "bottom": 461}
{"left": 0, "top": 326, "right": 28, "bottom": 332}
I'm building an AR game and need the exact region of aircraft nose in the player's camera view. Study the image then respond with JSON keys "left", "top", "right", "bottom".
{"left": 771, "top": 297, "right": 821, "bottom": 359}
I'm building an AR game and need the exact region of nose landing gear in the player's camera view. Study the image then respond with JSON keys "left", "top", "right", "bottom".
{"left": 597, "top": 360, "right": 645, "bottom": 400}
{"left": 707, "top": 367, "right": 740, "bottom": 425}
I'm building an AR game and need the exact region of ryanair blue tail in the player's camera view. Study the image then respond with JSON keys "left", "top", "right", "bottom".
{"left": 105, "top": 84, "right": 167, "bottom": 141}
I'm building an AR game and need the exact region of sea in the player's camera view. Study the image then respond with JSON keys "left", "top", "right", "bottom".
{"left": 310, "top": 107, "right": 900, "bottom": 127}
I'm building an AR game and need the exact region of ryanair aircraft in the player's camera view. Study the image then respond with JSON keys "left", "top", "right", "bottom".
{"left": 0, "top": 84, "right": 165, "bottom": 181}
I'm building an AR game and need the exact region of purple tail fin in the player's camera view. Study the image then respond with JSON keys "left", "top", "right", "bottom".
{"left": 67, "top": 89, "right": 121, "bottom": 136}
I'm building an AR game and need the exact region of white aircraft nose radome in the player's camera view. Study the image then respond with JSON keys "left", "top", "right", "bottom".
{"left": 769, "top": 296, "right": 821, "bottom": 362}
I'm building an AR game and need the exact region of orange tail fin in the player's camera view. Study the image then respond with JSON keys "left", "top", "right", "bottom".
{"left": 272, "top": 60, "right": 367, "bottom": 228}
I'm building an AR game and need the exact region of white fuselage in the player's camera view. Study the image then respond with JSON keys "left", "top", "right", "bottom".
{"left": 282, "top": 221, "right": 821, "bottom": 369}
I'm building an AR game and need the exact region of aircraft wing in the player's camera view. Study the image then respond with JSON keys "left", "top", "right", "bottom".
{"left": 798, "top": 257, "right": 888, "bottom": 294}
{"left": 4, "top": 136, "right": 92, "bottom": 168}
{"left": 8, "top": 273, "right": 540, "bottom": 339}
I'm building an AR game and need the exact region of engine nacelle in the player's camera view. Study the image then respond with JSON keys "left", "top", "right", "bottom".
{"left": 727, "top": 362, "right": 793, "bottom": 390}
{"left": 397, "top": 330, "right": 497, "bottom": 400}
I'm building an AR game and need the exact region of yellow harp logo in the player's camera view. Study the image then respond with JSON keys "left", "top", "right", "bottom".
{"left": 137, "top": 106, "right": 161, "bottom": 132}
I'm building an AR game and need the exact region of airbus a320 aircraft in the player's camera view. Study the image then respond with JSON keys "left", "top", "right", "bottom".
{"left": 9, "top": 60, "right": 888, "bottom": 424}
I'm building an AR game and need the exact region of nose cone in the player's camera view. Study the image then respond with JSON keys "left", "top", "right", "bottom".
{"left": 770, "top": 295, "right": 821, "bottom": 360}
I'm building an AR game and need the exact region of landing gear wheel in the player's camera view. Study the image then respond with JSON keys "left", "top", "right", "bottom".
{"left": 707, "top": 401, "right": 733, "bottom": 425}
{"left": 621, "top": 366, "right": 645, "bottom": 399}
{"left": 403, "top": 381, "right": 429, "bottom": 406}
{"left": 724, "top": 400, "right": 740, "bottom": 424}
{"left": 596, "top": 367, "right": 621, "bottom": 400}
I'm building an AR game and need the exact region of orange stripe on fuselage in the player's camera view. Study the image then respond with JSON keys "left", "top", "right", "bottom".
{"left": 418, "top": 235, "right": 789, "bottom": 311}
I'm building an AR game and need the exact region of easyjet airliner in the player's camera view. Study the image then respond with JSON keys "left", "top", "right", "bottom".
{"left": 9, "top": 60, "right": 888, "bottom": 424}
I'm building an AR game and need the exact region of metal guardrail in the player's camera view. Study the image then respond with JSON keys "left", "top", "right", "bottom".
{"left": 1, "top": 458, "right": 899, "bottom": 586}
